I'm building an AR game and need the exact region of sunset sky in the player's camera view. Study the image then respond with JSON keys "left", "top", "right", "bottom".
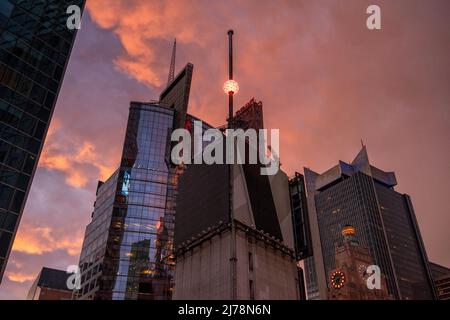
{"left": 1, "top": 0, "right": 449, "bottom": 299}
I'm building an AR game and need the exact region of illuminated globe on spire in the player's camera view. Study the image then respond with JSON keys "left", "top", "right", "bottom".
{"left": 223, "top": 79, "right": 239, "bottom": 94}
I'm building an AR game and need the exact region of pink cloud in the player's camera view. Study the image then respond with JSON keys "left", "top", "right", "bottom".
{"left": 12, "top": 223, "right": 84, "bottom": 257}
{"left": 39, "top": 118, "right": 116, "bottom": 188}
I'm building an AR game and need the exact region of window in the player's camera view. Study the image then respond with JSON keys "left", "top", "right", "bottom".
{"left": 29, "top": 83, "right": 46, "bottom": 104}
{"left": 1, "top": 212, "right": 17, "bottom": 232}
{"left": 22, "top": 154, "right": 35, "bottom": 174}
{"left": 0, "top": 140, "right": 10, "bottom": 163}
{"left": 248, "top": 252, "right": 254, "bottom": 271}
{"left": 44, "top": 91, "right": 55, "bottom": 109}
{"left": 0, "top": 1, "right": 13, "bottom": 19}
{"left": 18, "top": 112, "right": 36, "bottom": 135}
{"left": 0, "top": 184, "right": 13, "bottom": 210}
{"left": 6, "top": 147, "right": 25, "bottom": 170}
{"left": 0, "top": 165, "right": 19, "bottom": 186}
{"left": 0, "top": 231, "right": 12, "bottom": 257}
{"left": 34, "top": 121, "right": 46, "bottom": 140}
{"left": 249, "top": 280, "right": 255, "bottom": 300}
{"left": 10, "top": 190, "right": 24, "bottom": 213}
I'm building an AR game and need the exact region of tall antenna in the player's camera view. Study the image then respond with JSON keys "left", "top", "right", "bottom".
{"left": 223, "top": 30, "right": 239, "bottom": 129}
{"left": 228, "top": 30, "right": 233, "bottom": 129}
{"left": 224, "top": 29, "right": 238, "bottom": 301}
{"left": 167, "top": 38, "right": 176, "bottom": 85}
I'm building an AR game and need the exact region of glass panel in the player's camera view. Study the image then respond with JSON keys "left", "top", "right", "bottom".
{"left": 0, "top": 1, "right": 13, "bottom": 19}
{"left": 0, "top": 184, "right": 13, "bottom": 210}
{"left": 0, "top": 231, "right": 12, "bottom": 257}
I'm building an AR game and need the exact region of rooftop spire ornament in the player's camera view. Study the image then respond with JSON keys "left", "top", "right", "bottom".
{"left": 167, "top": 38, "right": 176, "bottom": 85}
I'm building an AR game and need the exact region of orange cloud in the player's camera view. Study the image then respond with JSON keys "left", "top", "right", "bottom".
{"left": 39, "top": 121, "right": 116, "bottom": 188}
{"left": 12, "top": 224, "right": 83, "bottom": 257}
{"left": 6, "top": 272, "right": 36, "bottom": 283}
{"left": 87, "top": 0, "right": 208, "bottom": 88}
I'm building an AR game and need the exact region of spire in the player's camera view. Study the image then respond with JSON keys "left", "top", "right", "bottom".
{"left": 167, "top": 39, "right": 176, "bottom": 85}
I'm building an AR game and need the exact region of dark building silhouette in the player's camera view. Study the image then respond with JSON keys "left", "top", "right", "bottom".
{"left": 27, "top": 267, "right": 72, "bottom": 300}
{"left": 302, "top": 146, "right": 437, "bottom": 300}
{"left": 429, "top": 262, "right": 450, "bottom": 300}
{"left": 0, "top": 0, "right": 85, "bottom": 282}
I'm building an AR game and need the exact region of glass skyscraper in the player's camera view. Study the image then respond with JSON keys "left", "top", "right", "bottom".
{"left": 303, "top": 147, "right": 437, "bottom": 300}
{"left": 75, "top": 63, "right": 197, "bottom": 300}
{"left": 0, "top": 0, "right": 85, "bottom": 282}
{"left": 77, "top": 103, "right": 179, "bottom": 300}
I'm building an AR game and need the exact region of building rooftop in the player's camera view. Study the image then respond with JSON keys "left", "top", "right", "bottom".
{"left": 36, "top": 267, "right": 70, "bottom": 291}
{"left": 307, "top": 146, "right": 397, "bottom": 192}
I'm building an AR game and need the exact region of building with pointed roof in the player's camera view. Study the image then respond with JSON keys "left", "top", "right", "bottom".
{"left": 301, "top": 146, "right": 437, "bottom": 300}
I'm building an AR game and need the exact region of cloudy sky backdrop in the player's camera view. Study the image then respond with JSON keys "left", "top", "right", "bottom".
{"left": 1, "top": 0, "right": 449, "bottom": 299}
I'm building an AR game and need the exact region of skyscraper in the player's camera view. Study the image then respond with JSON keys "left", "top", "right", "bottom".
{"left": 0, "top": 0, "right": 85, "bottom": 282}
{"left": 302, "top": 146, "right": 437, "bottom": 300}
{"left": 75, "top": 62, "right": 202, "bottom": 300}
{"left": 173, "top": 100, "right": 301, "bottom": 300}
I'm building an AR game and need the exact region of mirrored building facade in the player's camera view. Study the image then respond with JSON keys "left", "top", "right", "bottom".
{"left": 75, "top": 63, "right": 199, "bottom": 300}
{"left": 0, "top": 0, "right": 85, "bottom": 282}
{"left": 303, "top": 146, "right": 437, "bottom": 300}
{"left": 76, "top": 103, "right": 179, "bottom": 300}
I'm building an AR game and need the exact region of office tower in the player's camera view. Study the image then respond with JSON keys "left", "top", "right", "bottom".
{"left": 429, "top": 262, "right": 450, "bottom": 300}
{"left": 26, "top": 267, "right": 72, "bottom": 300}
{"left": 173, "top": 100, "right": 301, "bottom": 300}
{"left": 328, "top": 225, "right": 390, "bottom": 300}
{"left": 0, "top": 0, "right": 85, "bottom": 282}
{"left": 75, "top": 62, "right": 200, "bottom": 300}
{"left": 302, "top": 146, "right": 437, "bottom": 300}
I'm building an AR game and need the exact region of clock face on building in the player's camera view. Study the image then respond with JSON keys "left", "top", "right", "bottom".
{"left": 331, "top": 270, "right": 346, "bottom": 289}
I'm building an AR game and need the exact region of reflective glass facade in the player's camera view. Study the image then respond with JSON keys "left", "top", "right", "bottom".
{"left": 304, "top": 149, "right": 437, "bottom": 300}
{"left": 77, "top": 103, "right": 180, "bottom": 300}
{"left": 375, "top": 183, "right": 436, "bottom": 299}
{"left": 0, "top": 0, "right": 85, "bottom": 281}
{"left": 315, "top": 172, "right": 398, "bottom": 296}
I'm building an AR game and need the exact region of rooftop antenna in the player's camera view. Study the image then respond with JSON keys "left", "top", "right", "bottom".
{"left": 223, "top": 30, "right": 239, "bottom": 129}
{"left": 224, "top": 29, "right": 239, "bottom": 301}
{"left": 361, "top": 138, "right": 365, "bottom": 148}
{"left": 167, "top": 38, "right": 176, "bottom": 85}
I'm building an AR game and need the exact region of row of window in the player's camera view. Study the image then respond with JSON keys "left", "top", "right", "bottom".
{"left": 1, "top": 30, "right": 66, "bottom": 82}
{"left": 0, "top": 59, "right": 57, "bottom": 107}
{"left": 0, "top": 183, "right": 25, "bottom": 213}
{"left": 1, "top": 84, "right": 52, "bottom": 127}
{"left": 3, "top": 1, "right": 76, "bottom": 59}
{"left": 1, "top": 99, "right": 48, "bottom": 142}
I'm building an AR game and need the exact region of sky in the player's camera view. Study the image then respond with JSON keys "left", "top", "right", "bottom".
{"left": 0, "top": 0, "right": 449, "bottom": 299}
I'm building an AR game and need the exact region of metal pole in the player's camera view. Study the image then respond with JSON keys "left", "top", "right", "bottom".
{"left": 227, "top": 29, "right": 237, "bottom": 300}
{"left": 228, "top": 30, "right": 234, "bottom": 129}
